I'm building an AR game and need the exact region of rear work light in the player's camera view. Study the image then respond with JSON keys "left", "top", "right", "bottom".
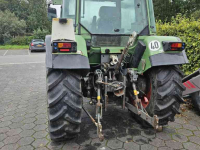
{"left": 162, "top": 42, "right": 186, "bottom": 51}
{"left": 52, "top": 41, "right": 77, "bottom": 53}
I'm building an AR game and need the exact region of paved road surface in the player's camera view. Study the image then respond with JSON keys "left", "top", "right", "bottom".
{"left": 0, "top": 50, "right": 200, "bottom": 150}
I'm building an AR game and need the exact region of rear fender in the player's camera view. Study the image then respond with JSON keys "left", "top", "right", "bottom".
{"left": 137, "top": 36, "right": 189, "bottom": 72}
{"left": 45, "top": 35, "right": 90, "bottom": 75}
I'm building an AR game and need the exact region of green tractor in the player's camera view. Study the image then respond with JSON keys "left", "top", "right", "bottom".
{"left": 46, "top": 0, "right": 188, "bottom": 141}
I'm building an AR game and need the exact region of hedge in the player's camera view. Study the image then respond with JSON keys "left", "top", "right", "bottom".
{"left": 33, "top": 28, "right": 50, "bottom": 40}
{"left": 4, "top": 28, "right": 50, "bottom": 45}
{"left": 156, "top": 14, "right": 200, "bottom": 75}
{"left": 9, "top": 36, "right": 34, "bottom": 45}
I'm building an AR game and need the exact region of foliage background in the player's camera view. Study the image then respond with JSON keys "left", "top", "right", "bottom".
{"left": 0, "top": 0, "right": 51, "bottom": 44}
{"left": 156, "top": 15, "right": 200, "bottom": 75}
{"left": 153, "top": 0, "right": 200, "bottom": 75}
{"left": 0, "top": 10, "right": 26, "bottom": 44}
{"left": 153, "top": 0, "right": 200, "bottom": 22}
{"left": 0, "top": 0, "right": 200, "bottom": 74}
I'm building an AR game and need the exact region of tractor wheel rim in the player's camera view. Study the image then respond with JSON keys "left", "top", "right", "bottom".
{"left": 142, "top": 83, "right": 151, "bottom": 108}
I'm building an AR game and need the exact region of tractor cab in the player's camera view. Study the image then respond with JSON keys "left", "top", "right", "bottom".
{"left": 57, "top": 0, "right": 156, "bottom": 46}
{"left": 80, "top": 0, "right": 148, "bottom": 35}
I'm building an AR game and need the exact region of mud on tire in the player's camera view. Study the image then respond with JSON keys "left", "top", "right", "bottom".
{"left": 146, "top": 66, "right": 186, "bottom": 125}
{"left": 46, "top": 69, "right": 82, "bottom": 141}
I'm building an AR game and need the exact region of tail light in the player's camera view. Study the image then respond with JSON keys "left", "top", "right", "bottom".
{"left": 162, "top": 42, "right": 186, "bottom": 51}
{"left": 60, "top": 49, "right": 70, "bottom": 52}
{"left": 58, "top": 43, "right": 71, "bottom": 48}
{"left": 31, "top": 43, "right": 34, "bottom": 46}
{"left": 52, "top": 42, "right": 77, "bottom": 53}
{"left": 44, "top": 43, "right": 46, "bottom": 46}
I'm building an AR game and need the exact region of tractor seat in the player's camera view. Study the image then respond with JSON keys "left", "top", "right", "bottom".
{"left": 97, "top": 6, "right": 119, "bottom": 34}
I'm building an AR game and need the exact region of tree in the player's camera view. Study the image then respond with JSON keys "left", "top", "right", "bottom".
{"left": 0, "top": 0, "right": 8, "bottom": 11}
{"left": 0, "top": 10, "right": 26, "bottom": 44}
{"left": 0, "top": 0, "right": 29, "bottom": 21}
{"left": 26, "top": 0, "right": 51, "bottom": 32}
{"left": 153, "top": 0, "right": 200, "bottom": 22}
{"left": 0, "top": 0, "right": 51, "bottom": 33}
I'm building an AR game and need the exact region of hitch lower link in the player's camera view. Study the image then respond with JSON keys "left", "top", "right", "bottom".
{"left": 126, "top": 102, "right": 162, "bottom": 131}
{"left": 82, "top": 86, "right": 104, "bottom": 141}
{"left": 82, "top": 103, "right": 104, "bottom": 141}
{"left": 126, "top": 83, "right": 162, "bottom": 132}
{"left": 83, "top": 70, "right": 104, "bottom": 141}
{"left": 127, "top": 69, "right": 162, "bottom": 131}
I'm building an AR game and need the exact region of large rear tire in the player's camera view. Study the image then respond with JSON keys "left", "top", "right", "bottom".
{"left": 46, "top": 69, "right": 82, "bottom": 141}
{"left": 146, "top": 66, "right": 186, "bottom": 125}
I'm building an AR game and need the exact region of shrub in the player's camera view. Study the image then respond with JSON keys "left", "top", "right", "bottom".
{"left": 33, "top": 28, "right": 50, "bottom": 40}
{"left": 9, "top": 36, "right": 34, "bottom": 45}
{"left": 156, "top": 14, "right": 200, "bottom": 75}
{"left": 191, "top": 10, "right": 200, "bottom": 20}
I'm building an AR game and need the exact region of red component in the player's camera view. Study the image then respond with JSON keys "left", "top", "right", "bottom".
{"left": 186, "top": 81, "right": 196, "bottom": 88}
{"left": 171, "top": 43, "right": 182, "bottom": 47}
{"left": 63, "top": 43, "right": 71, "bottom": 48}
{"left": 171, "top": 43, "right": 182, "bottom": 51}
{"left": 171, "top": 43, "right": 178, "bottom": 47}
{"left": 60, "top": 49, "right": 70, "bottom": 52}
{"left": 183, "top": 81, "right": 196, "bottom": 89}
{"left": 31, "top": 43, "right": 34, "bottom": 46}
{"left": 183, "top": 82, "right": 191, "bottom": 89}
{"left": 144, "top": 97, "right": 149, "bottom": 103}
{"left": 44, "top": 43, "right": 46, "bottom": 46}
{"left": 142, "top": 83, "right": 151, "bottom": 108}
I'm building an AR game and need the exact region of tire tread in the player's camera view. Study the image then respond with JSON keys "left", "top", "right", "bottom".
{"left": 149, "top": 66, "right": 185, "bottom": 125}
{"left": 47, "top": 69, "right": 82, "bottom": 141}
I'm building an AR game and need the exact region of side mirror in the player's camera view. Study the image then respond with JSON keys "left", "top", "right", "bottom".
{"left": 48, "top": 7, "right": 57, "bottom": 21}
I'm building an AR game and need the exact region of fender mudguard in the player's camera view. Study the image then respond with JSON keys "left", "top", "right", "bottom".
{"left": 136, "top": 36, "right": 189, "bottom": 72}
{"left": 149, "top": 50, "right": 189, "bottom": 67}
{"left": 45, "top": 35, "right": 90, "bottom": 74}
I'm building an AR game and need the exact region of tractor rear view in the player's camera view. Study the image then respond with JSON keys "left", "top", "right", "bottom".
{"left": 46, "top": 0, "right": 189, "bottom": 141}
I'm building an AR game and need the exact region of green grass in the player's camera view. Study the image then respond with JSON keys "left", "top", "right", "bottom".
{"left": 0, "top": 45, "right": 29, "bottom": 50}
